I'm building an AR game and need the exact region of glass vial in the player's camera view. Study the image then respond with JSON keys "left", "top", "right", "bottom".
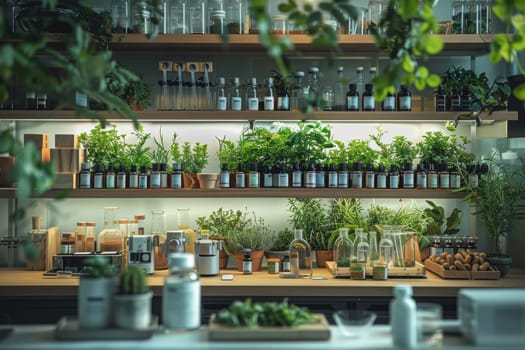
{"left": 229, "top": 77, "right": 242, "bottom": 111}
{"left": 242, "top": 248, "right": 252, "bottom": 274}
{"left": 289, "top": 229, "right": 312, "bottom": 278}
{"left": 263, "top": 77, "right": 275, "bottom": 111}
{"left": 215, "top": 77, "right": 227, "bottom": 110}
{"left": 163, "top": 253, "right": 201, "bottom": 330}
{"left": 397, "top": 85, "right": 412, "bottom": 111}
{"left": 171, "top": 163, "right": 182, "bottom": 188}
{"left": 246, "top": 77, "right": 259, "bottom": 111}
{"left": 79, "top": 162, "right": 92, "bottom": 189}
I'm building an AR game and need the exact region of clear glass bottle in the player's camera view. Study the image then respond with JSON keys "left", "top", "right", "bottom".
{"left": 263, "top": 77, "right": 275, "bottom": 111}
{"left": 188, "top": 0, "right": 207, "bottom": 33}
{"left": 277, "top": 79, "right": 289, "bottom": 111}
{"left": 346, "top": 83, "right": 359, "bottom": 111}
{"left": 334, "top": 228, "right": 352, "bottom": 276}
{"left": 304, "top": 67, "right": 321, "bottom": 110}
{"left": 289, "top": 229, "right": 312, "bottom": 278}
{"left": 368, "top": 231, "right": 379, "bottom": 267}
{"left": 163, "top": 253, "right": 201, "bottom": 330}
{"left": 98, "top": 207, "right": 124, "bottom": 252}
{"left": 215, "top": 77, "right": 227, "bottom": 110}
{"left": 334, "top": 67, "right": 346, "bottom": 111}
{"left": 355, "top": 228, "right": 369, "bottom": 265}
{"left": 133, "top": 1, "right": 152, "bottom": 34}
{"left": 245, "top": 77, "right": 259, "bottom": 111}
{"left": 355, "top": 66, "right": 364, "bottom": 97}
{"left": 177, "top": 208, "right": 195, "bottom": 254}
{"left": 379, "top": 235, "right": 394, "bottom": 267}
{"left": 111, "top": 0, "right": 131, "bottom": 33}
{"left": 152, "top": 210, "right": 168, "bottom": 270}
{"left": 229, "top": 77, "right": 242, "bottom": 110}
{"left": 290, "top": 71, "right": 305, "bottom": 111}
{"left": 169, "top": 0, "right": 188, "bottom": 34}
{"left": 225, "top": 0, "right": 244, "bottom": 34}
{"left": 321, "top": 86, "right": 335, "bottom": 111}
{"left": 351, "top": 162, "right": 363, "bottom": 189}
{"left": 242, "top": 248, "right": 252, "bottom": 274}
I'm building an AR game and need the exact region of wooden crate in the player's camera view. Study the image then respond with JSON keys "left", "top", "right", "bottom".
{"left": 55, "top": 134, "right": 79, "bottom": 148}
{"left": 424, "top": 259, "right": 471, "bottom": 279}
{"left": 51, "top": 148, "right": 84, "bottom": 173}
{"left": 52, "top": 173, "right": 77, "bottom": 189}
{"left": 326, "top": 261, "right": 426, "bottom": 278}
{"left": 26, "top": 226, "right": 59, "bottom": 271}
{"left": 24, "top": 134, "right": 49, "bottom": 148}
{"left": 471, "top": 270, "right": 500, "bottom": 280}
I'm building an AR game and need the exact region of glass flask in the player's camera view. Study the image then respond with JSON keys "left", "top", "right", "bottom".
{"left": 379, "top": 235, "right": 394, "bottom": 267}
{"left": 133, "top": 1, "right": 152, "bottom": 34}
{"left": 290, "top": 71, "right": 305, "bottom": 111}
{"left": 188, "top": 0, "right": 207, "bottom": 33}
{"left": 368, "top": 231, "right": 379, "bottom": 267}
{"left": 289, "top": 229, "right": 312, "bottom": 278}
{"left": 98, "top": 207, "right": 125, "bottom": 252}
{"left": 177, "top": 208, "right": 196, "bottom": 254}
{"left": 334, "top": 228, "right": 352, "bottom": 276}
{"left": 152, "top": 210, "right": 168, "bottom": 270}
{"left": 384, "top": 225, "right": 405, "bottom": 267}
{"left": 169, "top": 0, "right": 188, "bottom": 34}
{"left": 111, "top": 0, "right": 131, "bottom": 33}
{"left": 225, "top": 0, "right": 245, "bottom": 34}
{"left": 304, "top": 67, "right": 321, "bottom": 110}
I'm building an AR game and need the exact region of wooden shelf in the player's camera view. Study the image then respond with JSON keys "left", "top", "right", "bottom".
{"left": 0, "top": 110, "right": 517, "bottom": 122}
{"left": 0, "top": 188, "right": 465, "bottom": 199}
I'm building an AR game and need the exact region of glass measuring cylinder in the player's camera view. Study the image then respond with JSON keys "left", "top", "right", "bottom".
{"left": 177, "top": 208, "right": 195, "bottom": 254}
{"left": 151, "top": 210, "right": 168, "bottom": 269}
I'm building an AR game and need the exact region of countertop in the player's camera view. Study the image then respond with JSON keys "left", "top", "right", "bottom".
{"left": 1, "top": 267, "right": 525, "bottom": 298}
{"left": 0, "top": 323, "right": 522, "bottom": 350}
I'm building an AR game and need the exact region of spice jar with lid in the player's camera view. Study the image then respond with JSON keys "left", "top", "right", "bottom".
{"left": 60, "top": 232, "right": 76, "bottom": 254}
{"left": 267, "top": 258, "right": 280, "bottom": 274}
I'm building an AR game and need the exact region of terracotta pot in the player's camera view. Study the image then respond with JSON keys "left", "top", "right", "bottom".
{"left": 315, "top": 250, "right": 333, "bottom": 268}
{"left": 0, "top": 156, "right": 15, "bottom": 187}
{"left": 182, "top": 173, "right": 199, "bottom": 189}
{"left": 233, "top": 250, "right": 265, "bottom": 272}
{"left": 197, "top": 173, "right": 218, "bottom": 189}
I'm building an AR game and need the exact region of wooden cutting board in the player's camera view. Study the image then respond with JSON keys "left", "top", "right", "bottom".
{"left": 208, "top": 313, "right": 330, "bottom": 341}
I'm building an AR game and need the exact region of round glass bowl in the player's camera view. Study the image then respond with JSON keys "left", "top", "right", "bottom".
{"left": 333, "top": 310, "right": 377, "bottom": 338}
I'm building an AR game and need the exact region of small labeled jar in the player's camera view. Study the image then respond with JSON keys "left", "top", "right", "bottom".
{"left": 242, "top": 248, "right": 252, "bottom": 274}
{"left": 267, "top": 258, "right": 280, "bottom": 274}
{"left": 271, "top": 15, "right": 287, "bottom": 35}
{"left": 60, "top": 232, "right": 76, "bottom": 254}
{"left": 350, "top": 264, "right": 366, "bottom": 280}
{"left": 372, "top": 263, "right": 388, "bottom": 280}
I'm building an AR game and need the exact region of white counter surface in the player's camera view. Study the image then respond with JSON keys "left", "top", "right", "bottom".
{"left": 0, "top": 324, "right": 521, "bottom": 350}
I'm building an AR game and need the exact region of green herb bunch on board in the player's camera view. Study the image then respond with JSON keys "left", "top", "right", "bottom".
{"left": 118, "top": 265, "right": 149, "bottom": 294}
{"left": 215, "top": 299, "right": 318, "bottom": 327}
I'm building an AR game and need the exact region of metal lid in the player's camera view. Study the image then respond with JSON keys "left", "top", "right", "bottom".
{"left": 294, "top": 71, "right": 305, "bottom": 77}
{"left": 308, "top": 66, "right": 319, "bottom": 73}
{"left": 169, "top": 252, "right": 195, "bottom": 270}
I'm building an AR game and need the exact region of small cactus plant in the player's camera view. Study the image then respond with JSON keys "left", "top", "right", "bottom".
{"left": 83, "top": 257, "right": 116, "bottom": 278}
{"left": 118, "top": 265, "right": 149, "bottom": 294}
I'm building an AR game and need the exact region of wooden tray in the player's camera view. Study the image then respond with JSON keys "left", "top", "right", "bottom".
{"left": 208, "top": 313, "right": 330, "bottom": 341}
{"left": 471, "top": 270, "right": 500, "bottom": 280}
{"left": 326, "top": 261, "right": 427, "bottom": 278}
{"left": 424, "top": 259, "right": 471, "bottom": 279}
{"left": 55, "top": 316, "right": 157, "bottom": 340}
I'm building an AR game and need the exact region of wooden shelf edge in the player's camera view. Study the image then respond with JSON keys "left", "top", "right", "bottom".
{"left": 0, "top": 110, "right": 517, "bottom": 122}
{"left": 0, "top": 188, "right": 466, "bottom": 199}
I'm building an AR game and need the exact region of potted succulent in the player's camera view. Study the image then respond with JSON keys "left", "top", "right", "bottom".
{"left": 196, "top": 208, "right": 246, "bottom": 269}
{"left": 170, "top": 133, "right": 209, "bottom": 188}
{"left": 77, "top": 257, "right": 117, "bottom": 329}
{"left": 461, "top": 157, "right": 525, "bottom": 277}
{"left": 113, "top": 265, "right": 153, "bottom": 329}
{"left": 226, "top": 211, "right": 276, "bottom": 272}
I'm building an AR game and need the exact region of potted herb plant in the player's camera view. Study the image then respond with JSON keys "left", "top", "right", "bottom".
{"left": 113, "top": 265, "right": 153, "bottom": 329}
{"left": 78, "top": 124, "right": 127, "bottom": 169}
{"left": 265, "top": 227, "right": 294, "bottom": 267}
{"left": 123, "top": 126, "right": 151, "bottom": 170}
{"left": 170, "top": 133, "right": 209, "bottom": 188}
{"left": 461, "top": 157, "right": 525, "bottom": 277}
{"left": 78, "top": 257, "right": 117, "bottom": 329}
{"left": 226, "top": 211, "right": 276, "bottom": 272}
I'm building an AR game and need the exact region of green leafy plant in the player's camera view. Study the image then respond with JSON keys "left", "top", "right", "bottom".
{"left": 288, "top": 198, "right": 332, "bottom": 250}
{"left": 196, "top": 208, "right": 245, "bottom": 240}
{"left": 171, "top": 133, "right": 208, "bottom": 173}
{"left": 118, "top": 265, "right": 149, "bottom": 294}
{"left": 124, "top": 126, "right": 151, "bottom": 169}
{"left": 369, "top": 127, "right": 416, "bottom": 170}
{"left": 122, "top": 79, "right": 152, "bottom": 110}
{"left": 83, "top": 257, "right": 117, "bottom": 278}
{"left": 470, "top": 77, "right": 512, "bottom": 114}
{"left": 216, "top": 298, "right": 318, "bottom": 328}
{"left": 226, "top": 211, "right": 276, "bottom": 253}
{"left": 269, "top": 228, "right": 295, "bottom": 251}
{"left": 78, "top": 124, "right": 126, "bottom": 168}
{"left": 423, "top": 200, "right": 463, "bottom": 236}
{"left": 149, "top": 130, "right": 170, "bottom": 165}
{"left": 415, "top": 127, "right": 474, "bottom": 166}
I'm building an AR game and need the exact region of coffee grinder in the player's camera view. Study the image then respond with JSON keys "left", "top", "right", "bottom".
{"left": 195, "top": 239, "right": 222, "bottom": 276}
{"left": 128, "top": 235, "right": 155, "bottom": 274}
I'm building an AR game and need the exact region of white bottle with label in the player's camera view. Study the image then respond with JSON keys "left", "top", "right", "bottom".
{"left": 163, "top": 253, "right": 201, "bottom": 330}
{"left": 390, "top": 285, "right": 417, "bottom": 348}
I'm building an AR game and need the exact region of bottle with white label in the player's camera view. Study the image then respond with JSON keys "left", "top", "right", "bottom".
{"left": 397, "top": 85, "right": 412, "bottom": 111}
{"left": 245, "top": 77, "right": 259, "bottom": 111}
{"left": 139, "top": 165, "right": 148, "bottom": 189}
{"left": 390, "top": 285, "right": 417, "bottom": 348}
{"left": 305, "top": 163, "right": 316, "bottom": 188}
{"left": 328, "top": 164, "right": 338, "bottom": 188}
{"left": 242, "top": 248, "right": 252, "bottom": 274}
{"left": 150, "top": 163, "right": 161, "bottom": 188}
{"left": 163, "top": 253, "right": 200, "bottom": 330}
{"left": 229, "top": 77, "right": 243, "bottom": 111}
{"left": 219, "top": 164, "right": 230, "bottom": 188}
{"left": 382, "top": 91, "right": 396, "bottom": 111}
{"left": 402, "top": 162, "right": 414, "bottom": 189}
{"left": 170, "top": 163, "right": 182, "bottom": 189}
{"left": 278, "top": 164, "right": 289, "bottom": 188}
{"left": 105, "top": 164, "right": 115, "bottom": 189}
{"left": 79, "top": 162, "right": 92, "bottom": 189}
{"left": 376, "top": 164, "right": 387, "bottom": 189}
{"left": 215, "top": 77, "right": 227, "bottom": 111}
{"left": 263, "top": 77, "right": 275, "bottom": 111}
{"left": 129, "top": 164, "right": 139, "bottom": 189}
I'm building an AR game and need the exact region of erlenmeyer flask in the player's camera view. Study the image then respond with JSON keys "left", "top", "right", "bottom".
{"left": 98, "top": 207, "right": 125, "bottom": 252}
{"left": 152, "top": 210, "right": 168, "bottom": 270}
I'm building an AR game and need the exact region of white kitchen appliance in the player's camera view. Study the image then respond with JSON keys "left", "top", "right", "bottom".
{"left": 128, "top": 235, "right": 155, "bottom": 274}
{"left": 195, "top": 239, "right": 222, "bottom": 276}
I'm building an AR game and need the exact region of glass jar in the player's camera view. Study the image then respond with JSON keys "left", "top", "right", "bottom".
{"left": 163, "top": 253, "right": 200, "bottom": 330}
{"left": 133, "top": 1, "right": 152, "bottom": 34}
{"left": 474, "top": 0, "right": 491, "bottom": 34}
{"left": 333, "top": 228, "right": 352, "bottom": 276}
{"left": 85, "top": 222, "right": 96, "bottom": 253}
{"left": 367, "top": 0, "right": 387, "bottom": 33}
{"left": 177, "top": 208, "right": 196, "bottom": 254}
{"left": 98, "top": 207, "right": 125, "bottom": 252}
{"left": 452, "top": 0, "right": 474, "bottom": 34}
{"left": 188, "top": 0, "right": 207, "bottom": 33}
{"left": 209, "top": 9, "right": 226, "bottom": 34}
{"left": 271, "top": 15, "right": 287, "bottom": 35}
{"left": 60, "top": 232, "right": 76, "bottom": 254}
{"left": 152, "top": 210, "right": 168, "bottom": 270}
{"left": 169, "top": 0, "right": 188, "bottom": 34}
{"left": 225, "top": 0, "right": 245, "bottom": 34}
{"left": 76, "top": 222, "right": 87, "bottom": 252}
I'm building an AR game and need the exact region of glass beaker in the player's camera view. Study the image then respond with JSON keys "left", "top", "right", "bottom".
{"left": 177, "top": 208, "right": 196, "bottom": 254}
{"left": 225, "top": 0, "right": 245, "bottom": 34}
{"left": 379, "top": 236, "right": 394, "bottom": 267}
{"left": 368, "top": 231, "right": 379, "bottom": 267}
{"left": 111, "top": 0, "right": 131, "bottom": 33}
{"left": 385, "top": 226, "right": 405, "bottom": 267}
{"left": 188, "top": 0, "right": 207, "bottom": 33}
{"left": 152, "top": 210, "right": 168, "bottom": 270}
{"left": 169, "top": 0, "right": 188, "bottom": 33}
{"left": 98, "top": 207, "right": 125, "bottom": 252}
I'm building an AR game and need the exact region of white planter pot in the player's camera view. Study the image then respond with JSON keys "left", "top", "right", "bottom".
{"left": 113, "top": 291, "right": 153, "bottom": 329}
{"left": 78, "top": 277, "right": 116, "bottom": 328}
